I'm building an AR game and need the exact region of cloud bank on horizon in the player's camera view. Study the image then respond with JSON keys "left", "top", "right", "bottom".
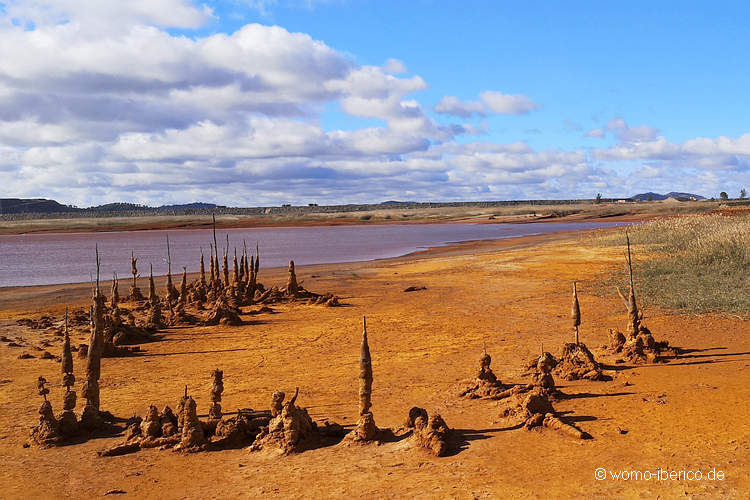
{"left": 1, "top": 0, "right": 749, "bottom": 206}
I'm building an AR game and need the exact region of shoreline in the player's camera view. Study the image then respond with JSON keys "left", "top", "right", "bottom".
{"left": 0, "top": 226, "right": 611, "bottom": 314}
{"left": 0, "top": 206, "right": 682, "bottom": 236}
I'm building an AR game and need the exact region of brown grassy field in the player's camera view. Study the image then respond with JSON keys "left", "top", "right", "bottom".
{"left": 1, "top": 227, "right": 748, "bottom": 499}
{"left": 596, "top": 212, "right": 750, "bottom": 317}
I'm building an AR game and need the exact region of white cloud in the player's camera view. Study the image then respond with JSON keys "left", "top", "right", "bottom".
{"left": 479, "top": 91, "right": 538, "bottom": 115}
{"left": 604, "top": 117, "right": 659, "bottom": 143}
{"left": 2, "top": 0, "right": 213, "bottom": 33}
{"left": 1, "top": 3, "right": 750, "bottom": 205}
{"left": 382, "top": 58, "right": 407, "bottom": 74}
{"left": 434, "top": 96, "right": 486, "bottom": 118}
{"left": 434, "top": 91, "right": 538, "bottom": 118}
{"left": 585, "top": 128, "right": 605, "bottom": 138}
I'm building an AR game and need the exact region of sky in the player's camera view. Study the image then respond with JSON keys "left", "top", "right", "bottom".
{"left": 1, "top": 0, "right": 749, "bottom": 207}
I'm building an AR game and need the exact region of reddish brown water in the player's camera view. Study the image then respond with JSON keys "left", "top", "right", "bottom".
{"left": 0, "top": 222, "right": 625, "bottom": 287}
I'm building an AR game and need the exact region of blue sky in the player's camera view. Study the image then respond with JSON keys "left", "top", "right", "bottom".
{"left": 1, "top": 0, "right": 749, "bottom": 205}
{"left": 195, "top": 1, "right": 750, "bottom": 145}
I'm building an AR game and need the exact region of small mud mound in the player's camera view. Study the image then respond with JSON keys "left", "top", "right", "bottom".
{"left": 403, "top": 407, "right": 451, "bottom": 457}
{"left": 523, "top": 352, "right": 558, "bottom": 396}
{"left": 203, "top": 297, "right": 242, "bottom": 326}
{"left": 173, "top": 397, "right": 207, "bottom": 452}
{"left": 605, "top": 327, "right": 678, "bottom": 364}
{"left": 249, "top": 388, "right": 344, "bottom": 454}
{"left": 99, "top": 399, "right": 273, "bottom": 457}
{"left": 554, "top": 343, "right": 610, "bottom": 381}
{"left": 255, "top": 261, "right": 342, "bottom": 306}
{"left": 500, "top": 388, "right": 589, "bottom": 440}
{"left": 459, "top": 349, "right": 514, "bottom": 399}
{"left": 30, "top": 399, "right": 62, "bottom": 447}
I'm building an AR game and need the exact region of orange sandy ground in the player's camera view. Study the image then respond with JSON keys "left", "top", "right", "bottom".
{"left": 1, "top": 230, "right": 749, "bottom": 499}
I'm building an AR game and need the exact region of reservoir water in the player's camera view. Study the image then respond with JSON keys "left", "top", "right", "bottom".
{"left": 0, "top": 221, "right": 626, "bottom": 287}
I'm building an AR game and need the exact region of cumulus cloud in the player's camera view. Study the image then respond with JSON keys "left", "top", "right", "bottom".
{"left": 2, "top": 2, "right": 750, "bottom": 205}
{"left": 382, "top": 58, "right": 407, "bottom": 74}
{"left": 479, "top": 91, "right": 538, "bottom": 115}
{"left": 434, "top": 96, "right": 486, "bottom": 118}
{"left": 2, "top": 0, "right": 213, "bottom": 33}
{"left": 585, "top": 128, "right": 605, "bottom": 138}
{"left": 604, "top": 117, "right": 659, "bottom": 143}
{"left": 434, "top": 91, "right": 538, "bottom": 117}
{"left": 591, "top": 133, "right": 750, "bottom": 177}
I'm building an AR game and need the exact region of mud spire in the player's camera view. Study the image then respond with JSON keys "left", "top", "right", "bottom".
{"left": 111, "top": 274, "right": 119, "bottom": 309}
{"left": 616, "top": 232, "right": 641, "bottom": 337}
{"left": 209, "top": 244, "right": 216, "bottom": 286}
{"left": 571, "top": 281, "right": 581, "bottom": 345}
{"left": 200, "top": 248, "right": 206, "bottom": 286}
{"left": 232, "top": 248, "right": 239, "bottom": 286}
{"left": 222, "top": 235, "right": 229, "bottom": 288}
{"left": 81, "top": 245, "right": 105, "bottom": 426}
{"left": 59, "top": 307, "right": 78, "bottom": 434}
{"left": 359, "top": 316, "right": 372, "bottom": 416}
{"left": 178, "top": 267, "right": 188, "bottom": 308}
{"left": 148, "top": 264, "right": 157, "bottom": 303}
{"left": 208, "top": 369, "right": 224, "bottom": 420}
{"left": 146, "top": 263, "right": 163, "bottom": 330}
{"left": 212, "top": 215, "right": 221, "bottom": 290}
{"left": 242, "top": 240, "right": 249, "bottom": 286}
{"left": 165, "top": 234, "right": 177, "bottom": 302}
{"left": 61, "top": 308, "right": 75, "bottom": 392}
{"left": 286, "top": 260, "right": 299, "bottom": 297}
{"left": 255, "top": 242, "right": 260, "bottom": 275}
{"left": 129, "top": 250, "right": 143, "bottom": 301}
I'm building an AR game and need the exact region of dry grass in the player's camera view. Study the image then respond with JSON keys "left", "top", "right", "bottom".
{"left": 593, "top": 214, "right": 750, "bottom": 317}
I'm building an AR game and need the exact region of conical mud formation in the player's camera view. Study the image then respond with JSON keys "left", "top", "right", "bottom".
{"left": 345, "top": 316, "right": 379, "bottom": 442}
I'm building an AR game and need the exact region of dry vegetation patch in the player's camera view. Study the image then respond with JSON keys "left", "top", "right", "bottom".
{"left": 593, "top": 214, "right": 750, "bottom": 317}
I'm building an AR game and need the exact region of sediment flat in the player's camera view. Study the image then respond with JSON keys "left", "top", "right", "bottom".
{"left": 1, "top": 226, "right": 748, "bottom": 498}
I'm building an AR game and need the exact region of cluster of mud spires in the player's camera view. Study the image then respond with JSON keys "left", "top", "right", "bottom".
{"left": 29, "top": 233, "right": 679, "bottom": 455}
{"left": 458, "top": 235, "right": 679, "bottom": 439}
{"left": 120, "top": 234, "right": 340, "bottom": 338}
{"left": 31, "top": 315, "right": 452, "bottom": 457}
{"left": 15, "top": 232, "right": 341, "bottom": 360}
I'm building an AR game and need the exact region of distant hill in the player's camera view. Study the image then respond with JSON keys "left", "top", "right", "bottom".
{"left": 88, "top": 202, "right": 150, "bottom": 212}
{"left": 630, "top": 192, "right": 706, "bottom": 201}
{"left": 0, "top": 198, "right": 77, "bottom": 214}
{"left": 159, "top": 202, "right": 219, "bottom": 210}
{"left": 0, "top": 199, "right": 226, "bottom": 214}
